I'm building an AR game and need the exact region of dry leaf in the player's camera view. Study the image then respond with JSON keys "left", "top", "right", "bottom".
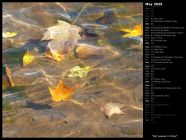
{"left": 41, "top": 20, "right": 81, "bottom": 43}
{"left": 121, "top": 24, "right": 143, "bottom": 38}
{"left": 3, "top": 32, "right": 17, "bottom": 38}
{"left": 42, "top": 20, "right": 71, "bottom": 41}
{"left": 23, "top": 50, "right": 34, "bottom": 66}
{"left": 41, "top": 20, "right": 82, "bottom": 61}
{"left": 49, "top": 80, "right": 75, "bottom": 102}
{"left": 2, "top": 65, "right": 15, "bottom": 90}
{"left": 100, "top": 102, "right": 125, "bottom": 118}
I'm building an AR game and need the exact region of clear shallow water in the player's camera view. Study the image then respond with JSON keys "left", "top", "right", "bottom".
{"left": 3, "top": 2, "right": 143, "bottom": 137}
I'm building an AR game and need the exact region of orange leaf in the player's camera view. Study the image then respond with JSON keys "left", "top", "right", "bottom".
{"left": 44, "top": 49, "right": 65, "bottom": 62}
{"left": 2, "top": 65, "right": 15, "bottom": 90}
{"left": 49, "top": 80, "right": 74, "bottom": 102}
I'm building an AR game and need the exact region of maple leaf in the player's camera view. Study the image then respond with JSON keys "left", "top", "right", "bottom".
{"left": 3, "top": 32, "right": 17, "bottom": 38}
{"left": 23, "top": 50, "right": 34, "bottom": 66}
{"left": 100, "top": 103, "right": 125, "bottom": 118}
{"left": 121, "top": 24, "right": 143, "bottom": 38}
{"left": 49, "top": 80, "right": 75, "bottom": 102}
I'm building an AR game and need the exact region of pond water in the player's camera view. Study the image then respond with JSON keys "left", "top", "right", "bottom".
{"left": 3, "top": 2, "right": 143, "bottom": 137}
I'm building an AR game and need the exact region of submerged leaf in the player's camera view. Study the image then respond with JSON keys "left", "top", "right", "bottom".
{"left": 2, "top": 65, "right": 15, "bottom": 90}
{"left": 41, "top": 20, "right": 81, "bottom": 61}
{"left": 41, "top": 20, "right": 71, "bottom": 41}
{"left": 23, "top": 50, "right": 34, "bottom": 66}
{"left": 41, "top": 20, "right": 81, "bottom": 42}
{"left": 3, "top": 32, "right": 17, "bottom": 38}
{"left": 68, "top": 66, "right": 90, "bottom": 78}
{"left": 100, "top": 102, "right": 125, "bottom": 118}
{"left": 121, "top": 24, "right": 143, "bottom": 38}
{"left": 49, "top": 80, "right": 74, "bottom": 102}
{"left": 52, "top": 52, "right": 65, "bottom": 62}
{"left": 97, "top": 39, "right": 104, "bottom": 46}
{"left": 44, "top": 48, "right": 65, "bottom": 62}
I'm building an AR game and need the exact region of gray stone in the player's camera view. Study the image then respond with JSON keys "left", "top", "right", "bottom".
{"left": 96, "top": 9, "right": 118, "bottom": 25}
{"left": 81, "top": 23, "right": 108, "bottom": 36}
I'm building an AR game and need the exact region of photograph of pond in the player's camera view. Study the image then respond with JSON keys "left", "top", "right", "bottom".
{"left": 2, "top": 2, "right": 143, "bottom": 137}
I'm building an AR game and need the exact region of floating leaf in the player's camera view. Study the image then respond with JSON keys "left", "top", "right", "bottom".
{"left": 68, "top": 66, "right": 90, "bottom": 78}
{"left": 2, "top": 65, "right": 15, "bottom": 90}
{"left": 3, "top": 32, "right": 17, "bottom": 38}
{"left": 23, "top": 50, "right": 34, "bottom": 66}
{"left": 121, "top": 24, "right": 143, "bottom": 38}
{"left": 100, "top": 102, "right": 125, "bottom": 118}
{"left": 49, "top": 80, "right": 74, "bottom": 102}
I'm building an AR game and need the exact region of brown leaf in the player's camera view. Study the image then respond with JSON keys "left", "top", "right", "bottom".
{"left": 2, "top": 65, "right": 15, "bottom": 90}
{"left": 100, "top": 102, "right": 125, "bottom": 118}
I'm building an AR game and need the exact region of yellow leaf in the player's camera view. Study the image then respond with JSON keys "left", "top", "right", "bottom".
{"left": 68, "top": 66, "right": 90, "bottom": 78}
{"left": 44, "top": 49, "right": 65, "bottom": 62}
{"left": 23, "top": 50, "right": 34, "bottom": 66}
{"left": 49, "top": 80, "right": 74, "bottom": 102}
{"left": 52, "top": 51, "right": 65, "bottom": 62}
{"left": 3, "top": 32, "right": 17, "bottom": 38}
{"left": 121, "top": 24, "right": 143, "bottom": 38}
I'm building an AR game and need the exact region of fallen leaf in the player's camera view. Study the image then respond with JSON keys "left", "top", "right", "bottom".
{"left": 2, "top": 65, "right": 15, "bottom": 90}
{"left": 41, "top": 20, "right": 81, "bottom": 61}
{"left": 41, "top": 20, "right": 71, "bottom": 41}
{"left": 97, "top": 39, "right": 104, "bottom": 46}
{"left": 100, "top": 102, "right": 125, "bottom": 118}
{"left": 52, "top": 52, "right": 65, "bottom": 62}
{"left": 121, "top": 24, "right": 143, "bottom": 38}
{"left": 44, "top": 48, "right": 65, "bottom": 62}
{"left": 3, "top": 32, "right": 17, "bottom": 38}
{"left": 49, "top": 80, "right": 75, "bottom": 102}
{"left": 23, "top": 50, "right": 34, "bottom": 66}
{"left": 68, "top": 66, "right": 90, "bottom": 78}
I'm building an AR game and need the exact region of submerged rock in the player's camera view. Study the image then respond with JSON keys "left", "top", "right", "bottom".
{"left": 57, "top": 13, "right": 73, "bottom": 23}
{"left": 74, "top": 43, "right": 116, "bottom": 59}
{"left": 81, "top": 23, "right": 108, "bottom": 36}
{"left": 96, "top": 9, "right": 118, "bottom": 25}
{"left": 75, "top": 43, "right": 102, "bottom": 59}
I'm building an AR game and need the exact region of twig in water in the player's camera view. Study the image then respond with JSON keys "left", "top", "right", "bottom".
{"left": 70, "top": 99, "right": 84, "bottom": 105}
{"left": 56, "top": 2, "right": 66, "bottom": 11}
{"left": 72, "top": 3, "right": 89, "bottom": 25}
